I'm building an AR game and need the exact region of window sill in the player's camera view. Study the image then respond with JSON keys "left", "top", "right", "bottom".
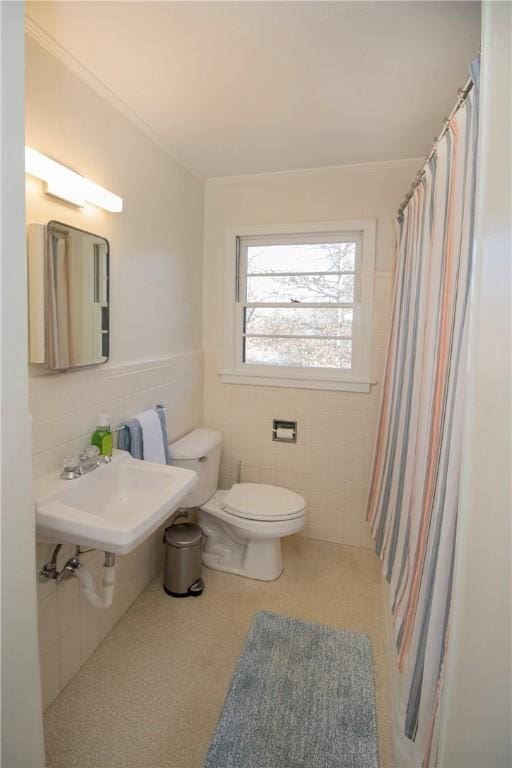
{"left": 219, "top": 370, "right": 375, "bottom": 393}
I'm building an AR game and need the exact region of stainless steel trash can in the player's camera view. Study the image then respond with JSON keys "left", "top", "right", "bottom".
{"left": 163, "top": 523, "right": 204, "bottom": 597}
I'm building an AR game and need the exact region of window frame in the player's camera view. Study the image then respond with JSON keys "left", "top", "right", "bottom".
{"left": 221, "top": 220, "right": 376, "bottom": 392}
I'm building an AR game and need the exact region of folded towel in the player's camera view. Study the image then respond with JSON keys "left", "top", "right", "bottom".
{"left": 155, "top": 408, "right": 171, "bottom": 464}
{"left": 117, "top": 407, "right": 170, "bottom": 464}
{"left": 137, "top": 408, "right": 166, "bottom": 464}
{"left": 117, "top": 418, "right": 143, "bottom": 459}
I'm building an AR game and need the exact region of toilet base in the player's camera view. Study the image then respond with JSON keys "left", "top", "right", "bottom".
{"left": 198, "top": 509, "right": 284, "bottom": 581}
{"left": 202, "top": 537, "right": 283, "bottom": 581}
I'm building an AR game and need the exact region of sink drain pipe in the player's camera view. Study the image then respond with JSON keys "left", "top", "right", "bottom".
{"left": 78, "top": 552, "right": 117, "bottom": 609}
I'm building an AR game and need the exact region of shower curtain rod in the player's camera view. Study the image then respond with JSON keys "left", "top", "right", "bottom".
{"left": 397, "top": 74, "right": 474, "bottom": 217}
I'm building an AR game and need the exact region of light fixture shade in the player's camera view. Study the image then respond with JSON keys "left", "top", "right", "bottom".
{"left": 25, "top": 147, "right": 123, "bottom": 213}
{"left": 44, "top": 180, "right": 85, "bottom": 208}
{"left": 83, "top": 179, "right": 123, "bottom": 213}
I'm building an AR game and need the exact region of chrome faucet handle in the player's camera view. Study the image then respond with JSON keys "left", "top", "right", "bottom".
{"left": 78, "top": 445, "right": 103, "bottom": 475}
{"left": 61, "top": 454, "right": 81, "bottom": 480}
{"left": 61, "top": 445, "right": 107, "bottom": 480}
{"left": 80, "top": 445, "right": 100, "bottom": 462}
{"left": 63, "top": 453, "right": 80, "bottom": 469}
{"left": 89, "top": 445, "right": 113, "bottom": 463}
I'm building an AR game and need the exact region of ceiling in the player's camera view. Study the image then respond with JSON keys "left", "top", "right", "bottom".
{"left": 26, "top": 1, "right": 481, "bottom": 180}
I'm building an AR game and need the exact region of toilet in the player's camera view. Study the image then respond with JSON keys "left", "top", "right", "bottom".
{"left": 169, "top": 428, "right": 306, "bottom": 581}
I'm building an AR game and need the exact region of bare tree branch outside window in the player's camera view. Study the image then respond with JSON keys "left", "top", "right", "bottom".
{"left": 242, "top": 241, "right": 357, "bottom": 369}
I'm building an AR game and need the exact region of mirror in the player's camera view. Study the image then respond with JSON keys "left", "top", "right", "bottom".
{"left": 28, "top": 221, "right": 109, "bottom": 371}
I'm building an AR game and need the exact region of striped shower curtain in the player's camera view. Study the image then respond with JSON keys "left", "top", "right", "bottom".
{"left": 367, "top": 61, "right": 479, "bottom": 766}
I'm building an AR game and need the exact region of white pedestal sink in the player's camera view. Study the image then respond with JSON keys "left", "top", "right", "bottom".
{"left": 33, "top": 450, "right": 198, "bottom": 554}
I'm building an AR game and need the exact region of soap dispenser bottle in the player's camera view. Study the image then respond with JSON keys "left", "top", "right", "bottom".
{"left": 91, "top": 415, "right": 113, "bottom": 458}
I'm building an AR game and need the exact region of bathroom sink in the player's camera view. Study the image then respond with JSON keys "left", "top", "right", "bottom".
{"left": 33, "top": 450, "right": 198, "bottom": 554}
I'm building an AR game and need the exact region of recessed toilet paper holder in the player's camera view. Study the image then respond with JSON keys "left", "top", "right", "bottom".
{"left": 272, "top": 420, "right": 297, "bottom": 443}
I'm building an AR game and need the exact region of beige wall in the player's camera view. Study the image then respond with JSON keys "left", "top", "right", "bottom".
{"left": 26, "top": 35, "right": 203, "bottom": 368}
{"left": 25, "top": 37, "right": 204, "bottom": 708}
{"left": 1, "top": 6, "right": 46, "bottom": 765}
{"left": 203, "top": 160, "right": 419, "bottom": 548}
{"left": 438, "top": 3, "right": 512, "bottom": 765}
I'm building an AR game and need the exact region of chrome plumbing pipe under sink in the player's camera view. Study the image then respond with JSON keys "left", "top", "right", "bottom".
{"left": 39, "top": 544, "right": 115, "bottom": 584}
{"left": 39, "top": 546, "right": 118, "bottom": 610}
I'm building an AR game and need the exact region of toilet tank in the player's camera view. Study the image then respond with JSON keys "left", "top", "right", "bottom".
{"left": 169, "top": 428, "right": 222, "bottom": 508}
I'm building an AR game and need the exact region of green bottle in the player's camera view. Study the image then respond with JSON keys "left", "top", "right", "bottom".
{"left": 91, "top": 415, "right": 113, "bottom": 457}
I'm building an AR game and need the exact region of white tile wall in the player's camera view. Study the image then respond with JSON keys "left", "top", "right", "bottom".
{"left": 32, "top": 351, "right": 203, "bottom": 708}
{"left": 26, "top": 36, "right": 205, "bottom": 712}
{"left": 204, "top": 272, "right": 392, "bottom": 549}
{"left": 30, "top": 352, "right": 202, "bottom": 478}
{"left": 202, "top": 159, "right": 418, "bottom": 552}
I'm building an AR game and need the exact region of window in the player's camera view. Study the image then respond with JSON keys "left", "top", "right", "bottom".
{"left": 222, "top": 221, "right": 375, "bottom": 392}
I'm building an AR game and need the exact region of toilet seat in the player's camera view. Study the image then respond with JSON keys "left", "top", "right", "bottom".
{"left": 221, "top": 483, "right": 305, "bottom": 522}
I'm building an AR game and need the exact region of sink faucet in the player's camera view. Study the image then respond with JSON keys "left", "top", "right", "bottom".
{"left": 61, "top": 445, "right": 111, "bottom": 480}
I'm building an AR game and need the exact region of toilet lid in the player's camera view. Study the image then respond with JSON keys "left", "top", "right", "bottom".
{"left": 221, "top": 483, "right": 306, "bottom": 522}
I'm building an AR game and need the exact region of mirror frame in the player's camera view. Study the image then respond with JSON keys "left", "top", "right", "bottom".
{"left": 27, "top": 220, "right": 110, "bottom": 372}
{"left": 47, "top": 220, "right": 110, "bottom": 371}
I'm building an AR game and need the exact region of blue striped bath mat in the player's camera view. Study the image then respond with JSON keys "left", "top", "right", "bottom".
{"left": 204, "top": 611, "right": 378, "bottom": 768}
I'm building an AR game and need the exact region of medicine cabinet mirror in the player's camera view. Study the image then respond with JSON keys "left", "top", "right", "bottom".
{"left": 28, "top": 220, "right": 109, "bottom": 371}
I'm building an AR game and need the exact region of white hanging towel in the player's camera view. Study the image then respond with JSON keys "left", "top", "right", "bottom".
{"left": 136, "top": 408, "right": 167, "bottom": 464}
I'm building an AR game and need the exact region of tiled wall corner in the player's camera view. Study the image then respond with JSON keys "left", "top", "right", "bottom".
{"left": 30, "top": 352, "right": 203, "bottom": 479}
{"left": 37, "top": 529, "right": 167, "bottom": 710}
{"left": 32, "top": 352, "right": 203, "bottom": 707}
{"left": 204, "top": 272, "right": 392, "bottom": 550}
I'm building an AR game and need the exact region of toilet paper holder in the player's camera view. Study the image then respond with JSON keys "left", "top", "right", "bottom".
{"left": 272, "top": 420, "right": 297, "bottom": 443}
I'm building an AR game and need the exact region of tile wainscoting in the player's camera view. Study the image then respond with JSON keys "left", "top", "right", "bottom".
{"left": 30, "top": 351, "right": 203, "bottom": 478}
{"left": 32, "top": 351, "right": 203, "bottom": 709}
{"left": 33, "top": 264, "right": 390, "bottom": 710}
{"left": 204, "top": 271, "right": 392, "bottom": 549}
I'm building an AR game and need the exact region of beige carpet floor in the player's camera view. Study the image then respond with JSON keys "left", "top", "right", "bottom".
{"left": 44, "top": 536, "right": 391, "bottom": 768}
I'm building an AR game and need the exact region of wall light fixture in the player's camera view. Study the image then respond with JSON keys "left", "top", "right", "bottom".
{"left": 25, "top": 147, "right": 123, "bottom": 213}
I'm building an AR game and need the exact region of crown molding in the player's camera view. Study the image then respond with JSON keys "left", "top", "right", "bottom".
{"left": 205, "top": 156, "right": 424, "bottom": 185}
{"left": 25, "top": 15, "right": 424, "bottom": 189}
{"left": 24, "top": 15, "right": 203, "bottom": 182}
